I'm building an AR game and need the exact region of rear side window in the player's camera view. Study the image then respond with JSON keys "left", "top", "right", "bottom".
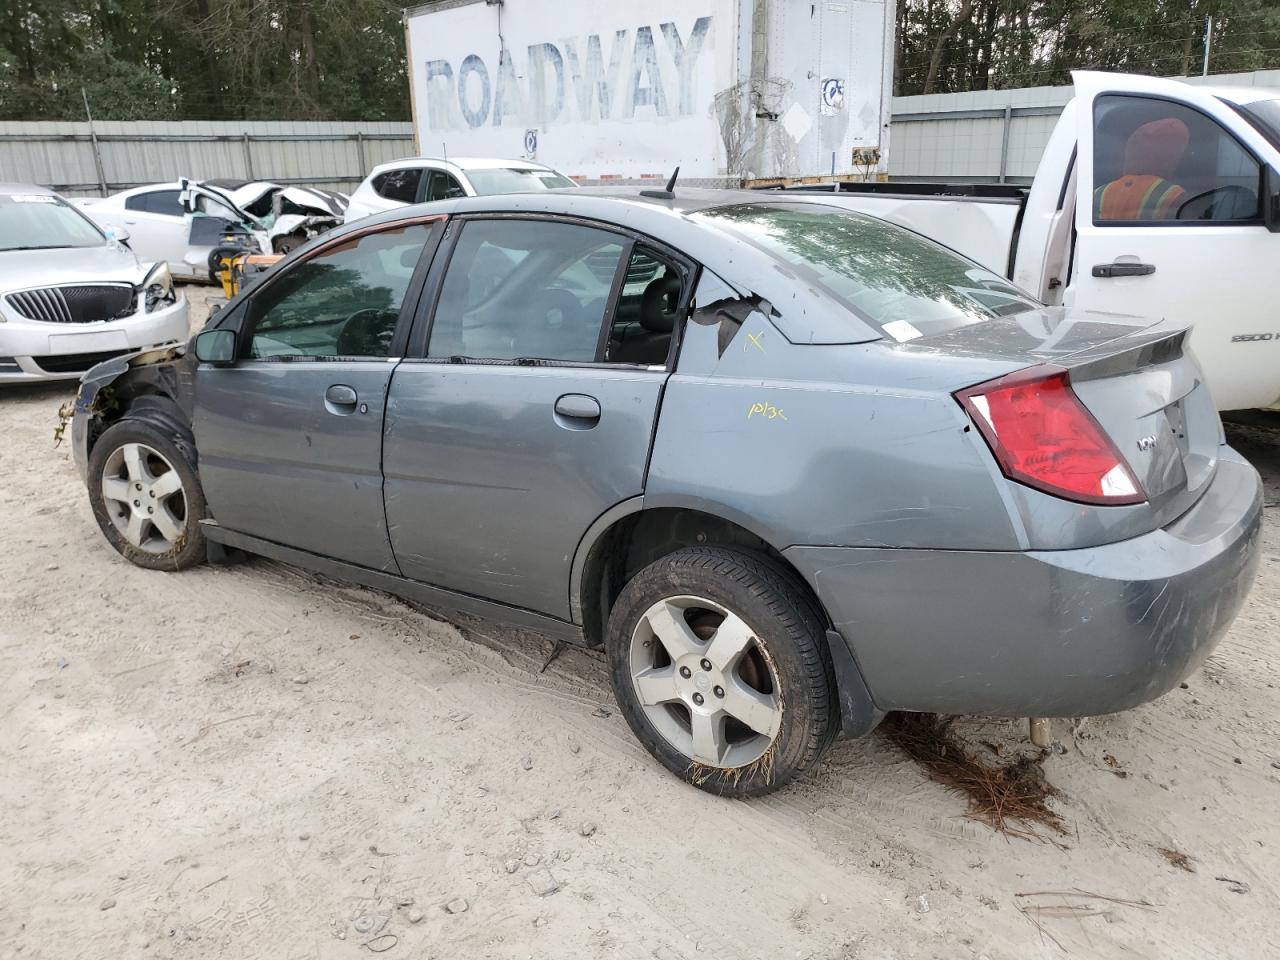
{"left": 427, "top": 219, "right": 626, "bottom": 362}
{"left": 125, "top": 190, "right": 184, "bottom": 216}
{"left": 603, "top": 248, "right": 681, "bottom": 365}
{"left": 692, "top": 202, "right": 1038, "bottom": 340}
{"left": 244, "top": 223, "right": 433, "bottom": 359}
{"left": 372, "top": 168, "right": 423, "bottom": 204}
{"left": 1093, "top": 95, "right": 1262, "bottom": 224}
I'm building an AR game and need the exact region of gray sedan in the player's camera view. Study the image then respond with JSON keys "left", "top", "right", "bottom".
{"left": 70, "top": 188, "right": 1263, "bottom": 796}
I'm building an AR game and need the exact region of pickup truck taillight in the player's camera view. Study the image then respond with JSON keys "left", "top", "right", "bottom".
{"left": 955, "top": 365, "right": 1146, "bottom": 506}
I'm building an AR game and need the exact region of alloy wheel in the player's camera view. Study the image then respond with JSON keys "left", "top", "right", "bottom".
{"left": 628, "top": 595, "right": 783, "bottom": 768}
{"left": 100, "top": 442, "right": 188, "bottom": 554}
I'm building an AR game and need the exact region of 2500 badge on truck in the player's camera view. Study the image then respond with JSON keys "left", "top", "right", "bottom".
{"left": 70, "top": 188, "right": 1263, "bottom": 796}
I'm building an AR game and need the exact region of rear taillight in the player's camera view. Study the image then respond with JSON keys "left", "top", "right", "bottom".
{"left": 956, "top": 365, "right": 1146, "bottom": 506}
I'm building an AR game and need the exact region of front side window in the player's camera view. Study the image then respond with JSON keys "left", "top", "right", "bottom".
{"left": 0, "top": 194, "right": 105, "bottom": 251}
{"left": 372, "top": 168, "right": 423, "bottom": 204}
{"left": 1093, "top": 95, "right": 1261, "bottom": 223}
{"left": 427, "top": 171, "right": 466, "bottom": 201}
{"left": 427, "top": 219, "right": 626, "bottom": 362}
{"left": 464, "top": 168, "right": 576, "bottom": 195}
{"left": 692, "top": 202, "right": 1038, "bottom": 340}
{"left": 245, "top": 223, "right": 433, "bottom": 359}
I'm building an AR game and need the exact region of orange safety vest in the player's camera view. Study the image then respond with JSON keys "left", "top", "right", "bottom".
{"left": 1094, "top": 175, "right": 1186, "bottom": 221}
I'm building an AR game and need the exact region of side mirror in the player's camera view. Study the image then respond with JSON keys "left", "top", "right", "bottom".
{"left": 104, "top": 225, "right": 130, "bottom": 244}
{"left": 193, "top": 328, "right": 237, "bottom": 366}
{"left": 1266, "top": 166, "right": 1280, "bottom": 234}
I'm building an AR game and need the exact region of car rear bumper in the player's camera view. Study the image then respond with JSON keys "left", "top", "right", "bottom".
{"left": 0, "top": 297, "right": 188, "bottom": 384}
{"left": 785, "top": 447, "right": 1264, "bottom": 718}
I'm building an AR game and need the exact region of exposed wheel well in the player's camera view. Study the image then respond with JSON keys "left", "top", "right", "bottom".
{"left": 577, "top": 507, "right": 829, "bottom": 647}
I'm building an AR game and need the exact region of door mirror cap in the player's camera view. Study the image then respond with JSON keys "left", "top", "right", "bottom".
{"left": 193, "top": 328, "right": 237, "bottom": 366}
{"left": 1266, "top": 166, "right": 1280, "bottom": 234}
{"left": 104, "top": 225, "right": 129, "bottom": 244}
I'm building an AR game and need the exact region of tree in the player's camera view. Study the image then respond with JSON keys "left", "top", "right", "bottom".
{"left": 894, "top": 0, "right": 1280, "bottom": 96}
{"left": 0, "top": 0, "right": 411, "bottom": 121}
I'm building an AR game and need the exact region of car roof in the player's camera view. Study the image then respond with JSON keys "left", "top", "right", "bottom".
{"left": 378, "top": 156, "right": 557, "bottom": 172}
{"left": 0, "top": 183, "right": 57, "bottom": 197}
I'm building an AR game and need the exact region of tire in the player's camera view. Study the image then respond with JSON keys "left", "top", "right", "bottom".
{"left": 273, "top": 234, "right": 303, "bottom": 255}
{"left": 87, "top": 419, "right": 207, "bottom": 571}
{"left": 606, "top": 546, "right": 837, "bottom": 797}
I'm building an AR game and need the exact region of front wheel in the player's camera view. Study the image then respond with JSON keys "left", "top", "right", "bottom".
{"left": 86, "top": 419, "right": 207, "bottom": 570}
{"left": 606, "top": 547, "right": 838, "bottom": 797}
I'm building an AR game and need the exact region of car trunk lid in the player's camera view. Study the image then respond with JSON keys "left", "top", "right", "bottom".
{"left": 912, "top": 307, "right": 1219, "bottom": 530}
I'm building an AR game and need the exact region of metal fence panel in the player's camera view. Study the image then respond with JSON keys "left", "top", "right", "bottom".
{"left": 0, "top": 120, "right": 416, "bottom": 197}
{"left": 888, "top": 68, "right": 1280, "bottom": 184}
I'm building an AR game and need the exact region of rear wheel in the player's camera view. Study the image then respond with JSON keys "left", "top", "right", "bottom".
{"left": 606, "top": 547, "right": 837, "bottom": 797}
{"left": 87, "top": 420, "right": 207, "bottom": 570}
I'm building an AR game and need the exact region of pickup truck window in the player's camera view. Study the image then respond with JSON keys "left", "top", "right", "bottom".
{"left": 693, "top": 202, "right": 1040, "bottom": 339}
{"left": 1232, "top": 98, "right": 1280, "bottom": 153}
{"left": 1093, "top": 95, "right": 1261, "bottom": 224}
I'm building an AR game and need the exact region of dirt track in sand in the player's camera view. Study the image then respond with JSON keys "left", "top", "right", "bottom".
{"left": 1, "top": 285, "right": 1278, "bottom": 959}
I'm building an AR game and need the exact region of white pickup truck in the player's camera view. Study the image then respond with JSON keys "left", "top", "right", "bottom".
{"left": 783, "top": 71, "right": 1280, "bottom": 412}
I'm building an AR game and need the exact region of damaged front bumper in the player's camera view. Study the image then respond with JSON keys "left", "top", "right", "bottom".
{"left": 71, "top": 343, "right": 185, "bottom": 482}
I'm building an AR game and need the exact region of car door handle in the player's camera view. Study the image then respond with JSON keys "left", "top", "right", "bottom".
{"left": 554, "top": 393, "right": 601, "bottom": 425}
{"left": 325, "top": 383, "right": 359, "bottom": 415}
{"left": 1091, "top": 262, "right": 1156, "bottom": 278}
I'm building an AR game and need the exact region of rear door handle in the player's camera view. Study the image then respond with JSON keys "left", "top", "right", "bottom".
{"left": 1092, "top": 262, "right": 1156, "bottom": 278}
{"left": 325, "top": 383, "right": 359, "bottom": 415}
{"left": 554, "top": 393, "right": 601, "bottom": 425}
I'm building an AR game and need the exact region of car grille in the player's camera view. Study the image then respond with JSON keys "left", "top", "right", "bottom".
{"left": 6, "top": 284, "right": 137, "bottom": 324}
{"left": 30, "top": 349, "right": 132, "bottom": 374}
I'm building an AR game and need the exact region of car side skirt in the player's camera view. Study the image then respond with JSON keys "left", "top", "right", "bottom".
{"left": 200, "top": 521, "right": 586, "bottom": 643}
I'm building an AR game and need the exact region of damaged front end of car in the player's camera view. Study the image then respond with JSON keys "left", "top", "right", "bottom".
{"left": 63, "top": 343, "right": 199, "bottom": 483}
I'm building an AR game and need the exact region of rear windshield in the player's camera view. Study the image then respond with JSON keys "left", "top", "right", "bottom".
{"left": 465, "top": 168, "right": 577, "bottom": 195}
{"left": 0, "top": 194, "right": 105, "bottom": 252}
{"left": 691, "top": 202, "right": 1040, "bottom": 340}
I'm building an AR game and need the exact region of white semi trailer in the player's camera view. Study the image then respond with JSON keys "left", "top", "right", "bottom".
{"left": 403, "top": 0, "right": 894, "bottom": 184}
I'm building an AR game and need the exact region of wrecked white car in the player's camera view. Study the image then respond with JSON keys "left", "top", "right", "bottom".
{"left": 204, "top": 179, "right": 349, "bottom": 254}
{"left": 77, "top": 179, "right": 347, "bottom": 281}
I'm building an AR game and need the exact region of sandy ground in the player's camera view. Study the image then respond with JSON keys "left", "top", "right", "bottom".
{"left": 1, "top": 284, "right": 1278, "bottom": 959}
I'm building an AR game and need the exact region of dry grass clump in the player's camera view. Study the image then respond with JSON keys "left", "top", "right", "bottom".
{"left": 883, "top": 712, "right": 1065, "bottom": 839}
{"left": 1157, "top": 846, "right": 1195, "bottom": 872}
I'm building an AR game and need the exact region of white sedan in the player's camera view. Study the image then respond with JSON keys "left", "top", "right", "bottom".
{"left": 75, "top": 180, "right": 271, "bottom": 282}
{"left": 0, "top": 184, "right": 188, "bottom": 384}
{"left": 343, "top": 156, "right": 576, "bottom": 223}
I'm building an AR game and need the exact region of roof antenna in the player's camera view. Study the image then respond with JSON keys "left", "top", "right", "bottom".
{"left": 442, "top": 141, "right": 448, "bottom": 163}
{"left": 640, "top": 166, "right": 679, "bottom": 200}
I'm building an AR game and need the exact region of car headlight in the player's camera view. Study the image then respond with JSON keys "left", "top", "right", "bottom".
{"left": 142, "top": 263, "right": 176, "bottom": 312}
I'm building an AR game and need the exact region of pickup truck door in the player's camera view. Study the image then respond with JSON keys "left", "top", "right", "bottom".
{"left": 1068, "top": 71, "right": 1280, "bottom": 411}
